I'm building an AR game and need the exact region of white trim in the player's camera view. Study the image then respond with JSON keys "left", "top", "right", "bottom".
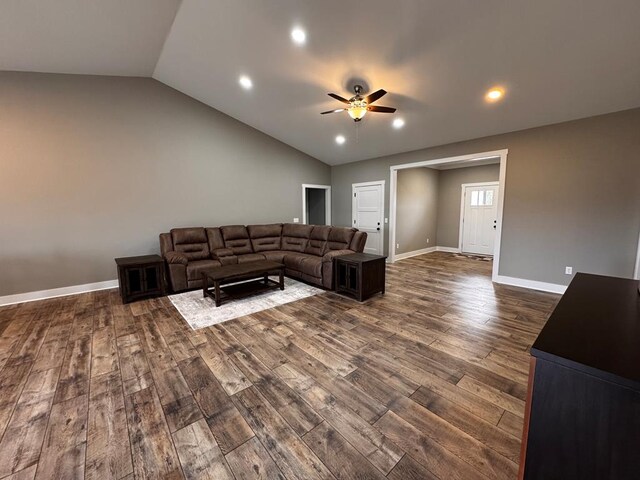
{"left": 352, "top": 180, "right": 387, "bottom": 188}
{"left": 492, "top": 157, "right": 508, "bottom": 283}
{"left": 0, "top": 280, "right": 119, "bottom": 307}
{"left": 302, "top": 184, "right": 331, "bottom": 225}
{"left": 493, "top": 275, "right": 567, "bottom": 295}
{"left": 389, "top": 148, "right": 509, "bottom": 284}
{"left": 391, "top": 150, "right": 508, "bottom": 171}
{"left": 394, "top": 247, "right": 437, "bottom": 261}
{"left": 634, "top": 229, "right": 640, "bottom": 280}
{"left": 458, "top": 181, "right": 500, "bottom": 254}
{"left": 436, "top": 246, "right": 461, "bottom": 253}
{"left": 352, "top": 180, "right": 385, "bottom": 256}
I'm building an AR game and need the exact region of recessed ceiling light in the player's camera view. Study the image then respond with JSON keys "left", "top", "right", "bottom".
{"left": 335, "top": 135, "right": 346, "bottom": 145}
{"left": 239, "top": 75, "right": 253, "bottom": 90}
{"left": 291, "top": 27, "right": 306, "bottom": 45}
{"left": 392, "top": 118, "right": 405, "bottom": 129}
{"left": 485, "top": 87, "right": 505, "bottom": 102}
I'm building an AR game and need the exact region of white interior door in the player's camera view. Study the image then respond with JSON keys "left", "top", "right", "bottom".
{"left": 353, "top": 182, "right": 384, "bottom": 255}
{"left": 461, "top": 184, "right": 499, "bottom": 255}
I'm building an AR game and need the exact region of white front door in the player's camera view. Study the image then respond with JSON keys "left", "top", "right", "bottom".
{"left": 461, "top": 184, "right": 499, "bottom": 255}
{"left": 353, "top": 182, "right": 384, "bottom": 255}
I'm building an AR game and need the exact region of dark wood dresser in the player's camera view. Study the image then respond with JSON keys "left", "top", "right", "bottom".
{"left": 519, "top": 273, "right": 640, "bottom": 479}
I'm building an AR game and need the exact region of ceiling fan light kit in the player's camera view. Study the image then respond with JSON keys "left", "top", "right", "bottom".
{"left": 321, "top": 84, "right": 396, "bottom": 122}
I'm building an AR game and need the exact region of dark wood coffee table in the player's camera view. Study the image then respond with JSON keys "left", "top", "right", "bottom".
{"left": 201, "top": 260, "right": 285, "bottom": 307}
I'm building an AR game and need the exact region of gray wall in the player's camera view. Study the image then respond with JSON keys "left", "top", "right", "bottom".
{"left": 0, "top": 72, "right": 330, "bottom": 296}
{"left": 436, "top": 164, "right": 500, "bottom": 248}
{"left": 331, "top": 108, "right": 640, "bottom": 286}
{"left": 396, "top": 168, "right": 439, "bottom": 254}
{"left": 305, "top": 188, "right": 326, "bottom": 225}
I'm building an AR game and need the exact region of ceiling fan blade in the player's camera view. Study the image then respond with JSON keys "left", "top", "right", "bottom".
{"left": 367, "top": 105, "right": 396, "bottom": 113}
{"left": 328, "top": 93, "right": 351, "bottom": 104}
{"left": 320, "top": 109, "right": 345, "bottom": 114}
{"left": 364, "top": 89, "right": 387, "bottom": 104}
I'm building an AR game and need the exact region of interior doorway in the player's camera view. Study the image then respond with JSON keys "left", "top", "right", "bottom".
{"left": 302, "top": 184, "right": 331, "bottom": 225}
{"left": 389, "top": 149, "right": 508, "bottom": 283}
{"left": 352, "top": 181, "right": 385, "bottom": 255}
{"left": 460, "top": 182, "right": 500, "bottom": 255}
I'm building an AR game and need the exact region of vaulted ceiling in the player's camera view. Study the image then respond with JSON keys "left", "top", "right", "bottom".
{"left": 2, "top": 0, "right": 640, "bottom": 165}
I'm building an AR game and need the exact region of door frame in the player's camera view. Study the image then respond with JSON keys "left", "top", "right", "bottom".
{"left": 634, "top": 229, "right": 640, "bottom": 280}
{"left": 302, "top": 184, "right": 331, "bottom": 225}
{"left": 389, "top": 149, "right": 508, "bottom": 283}
{"left": 352, "top": 180, "right": 385, "bottom": 255}
{"left": 459, "top": 181, "right": 500, "bottom": 254}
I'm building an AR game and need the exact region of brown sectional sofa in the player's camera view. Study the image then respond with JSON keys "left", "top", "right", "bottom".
{"left": 159, "top": 223, "right": 367, "bottom": 292}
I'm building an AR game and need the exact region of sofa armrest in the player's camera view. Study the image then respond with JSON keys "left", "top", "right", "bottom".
{"left": 165, "top": 251, "right": 188, "bottom": 265}
{"left": 212, "top": 248, "right": 234, "bottom": 259}
{"left": 322, "top": 249, "right": 354, "bottom": 263}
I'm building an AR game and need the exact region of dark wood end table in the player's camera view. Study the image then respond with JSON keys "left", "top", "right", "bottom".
{"left": 115, "top": 254, "right": 166, "bottom": 304}
{"left": 201, "top": 260, "right": 285, "bottom": 307}
{"left": 334, "top": 253, "right": 387, "bottom": 301}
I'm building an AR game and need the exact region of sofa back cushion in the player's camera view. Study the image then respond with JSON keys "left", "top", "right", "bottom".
{"left": 170, "top": 227, "right": 210, "bottom": 260}
{"left": 220, "top": 225, "right": 253, "bottom": 255}
{"left": 304, "top": 225, "right": 330, "bottom": 256}
{"left": 247, "top": 224, "right": 282, "bottom": 252}
{"left": 281, "top": 223, "right": 313, "bottom": 252}
{"left": 350, "top": 231, "right": 367, "bottom": 253}
{"left": 205, "top": 227, "right": 225, "bottom": 252}
{"left": 327, "top": 226, "right": 357, "bottom": 251}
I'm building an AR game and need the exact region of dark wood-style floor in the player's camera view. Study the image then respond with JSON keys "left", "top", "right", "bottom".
{"left": 0, "top": 252, "right": 559, "bottom": 479}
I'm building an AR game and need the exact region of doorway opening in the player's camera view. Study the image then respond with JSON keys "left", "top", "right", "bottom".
{"left": 302, "top": 184, "right": 331, "bottom": 225}
{"left": 389, "top": 149, "right": 508, "bottom": 283}
{"left": 352, "top": 180, "right": 385, "bottom": 255}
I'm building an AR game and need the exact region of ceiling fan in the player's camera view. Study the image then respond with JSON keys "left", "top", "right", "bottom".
{"left": 321, "top": 85, "right": 396, "bottom": 122}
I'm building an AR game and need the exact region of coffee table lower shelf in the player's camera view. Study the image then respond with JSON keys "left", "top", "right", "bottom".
{"left": 201, "top": 262, "right": 285, "bottom": 307}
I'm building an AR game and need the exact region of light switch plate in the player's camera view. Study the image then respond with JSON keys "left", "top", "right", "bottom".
{"left": 293, "top": 218, "right": 299, "bottom": 223}
{"left": 565, "top": 266, "right": 573, "bottom": 275}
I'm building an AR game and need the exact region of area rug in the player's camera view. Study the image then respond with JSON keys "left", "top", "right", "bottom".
{"left": 169, "top": 277, "right": 323, "bottom": 330}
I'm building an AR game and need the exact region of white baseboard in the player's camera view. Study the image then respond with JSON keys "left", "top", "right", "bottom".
{"left": 0, "top": 280, "right": 119, "bottom": 307}
{"left": 394, "top": 246, "right": 437, "bottom": 261}
{"left": 493, "top": 275, "right": 567, "bottom": 294}
{"left": 436, "top": 246, "right": 461, "bottom": 253}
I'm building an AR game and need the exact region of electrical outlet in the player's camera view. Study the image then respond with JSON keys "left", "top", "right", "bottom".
{"left": 293, "top": 218, "right": 299, "bottom": 223}
{"left": 427, "top": 238, "right": 430, "bottom": 244}
{"left": 384, "top": 218, "right": 388, "bottom": 224}
{"left": 565, "top": 266, "right": 573, "bottom": 275}
{"left": 396, "top": 243, "right": 400, "bottom": 250}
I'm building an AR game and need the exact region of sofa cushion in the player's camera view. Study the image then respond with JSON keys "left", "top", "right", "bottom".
{"left": 281, "top": 224, "right": 313, "bottom": 252}
{"left": 284, "top": 252, "right": 323, "bottom": 277}
{"left": 186, "top": 259, "right": 222, "bottom": 281}
{"left": 171, "top": 227, "right": 210, "bottom": 261}
{"left": 350, "top": 231, "right": 367, "bottom": 252}
{"left": 304, "top": 225, "right": 330, "bottom": 257}
{"left": 262, "top": 250, "right": 286, "bottom": 264}
{"left": 327, "top": 227, "right": 357, "bottom": 251}
{"left": 220, "top": 225, "right": 253, "bottom": 255}
{"left": 206, "top": 227, "right": 225, "bottom": 252}
{"left": 237, "top": 253, "right": 267, "bottom": 264}
{"left": 247, "top": 224, "right": 282, "bottom": 252}
{"left": 286, "top": 269, "right": 321, "bottom": 286}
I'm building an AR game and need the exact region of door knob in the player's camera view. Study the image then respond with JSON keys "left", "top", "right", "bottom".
{"left": 377, "top": 227, "right": 381, "bottom": 231}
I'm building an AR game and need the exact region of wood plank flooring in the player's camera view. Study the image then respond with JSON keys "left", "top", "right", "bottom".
{"left": 0, "top": 252, "right": 559, "bottom": 479}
